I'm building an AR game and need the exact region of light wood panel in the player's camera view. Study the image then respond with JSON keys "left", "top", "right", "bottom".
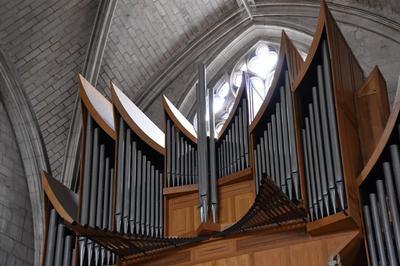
{"left": 218, "top": 179, "right": 254, "bottom": 224}
{"left": 128, "top": 228, "right": 361, "bottom": 266}
{"left": 78, "top": 74, "right": 116, "bottom": 140}
{"left": 41, "top": 171, "right": 78, "bottom": 223}
{"left": 165, "top": 177, "right": 254, "bottom": 236}
{"left": 253, "top": 247, "right": 290, "bottom": 266}
{"left": 167, "top": 191, "right": 200, "bottom": 236}
{"left": 355, "top": 66, "right": 389, "bottom": 164}
{"left": 111, "top": 82, "right": 165, "bottom": 154}
{"left": 163, "top": 95, "right": 198, "bottom": 143}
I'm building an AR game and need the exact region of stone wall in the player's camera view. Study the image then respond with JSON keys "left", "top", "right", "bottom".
{"left": 0, "top": 0, "right": 98, "bottom": 179}
{"left": 0, "top": 99, "right": 34, "bottom": 266}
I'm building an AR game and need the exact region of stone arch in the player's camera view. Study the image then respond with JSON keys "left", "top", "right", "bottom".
{"left": 0, "top": 48, "right": 51, "bottom": 266}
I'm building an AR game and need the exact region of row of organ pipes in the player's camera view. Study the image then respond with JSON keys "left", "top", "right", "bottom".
{"left": 112, "top": 84, "right": 165, "bottom": 238}
{"left": 164, "top": 96, "right": 199, "bottom": 188}
{"left": 361, "top": 120, "right": 400, "bottom": 265}
{"left": 78, "top": 77, "right": 118, "bottom": 266}
{"left": 41, "top": 8, "right": 390, "bottom": 263}
{"left": 299, "top": 40, "right": 345, "bottom": 221}
{"left": 44, "top": 209, "right": 73, "bottom": 266}
{"left": 216, "top": 84, "right": 250, "bottom": 179}
{"left": 252, "top": 69, "right": 299, "bottom": 200}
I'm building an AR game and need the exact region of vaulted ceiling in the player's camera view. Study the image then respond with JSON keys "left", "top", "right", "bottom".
{"left": 1, "top": 0, "right": 400, "bottom": 180}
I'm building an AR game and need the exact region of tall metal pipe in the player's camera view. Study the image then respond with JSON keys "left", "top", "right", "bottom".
{"left": 308, "top": 104, "right": 323, "bottom": 218}
{"left": 302, "top": 129, "right": 314, "bottom": 221}
{"left": 159, "top": 171, "right": 164, "bottom": 236}
{"left": 369, "top": 193, "right": 387, "bottom": 266}
{"left": 154, "top": 169, "right": 159, "bottom": 237}
{"left": 208, "top": 87, "right": 218, "bottom": 223}
{"left": 317, "top": 65, "right": 336, "bottom": 212}
{"left": 238, "top": 107, "right": 245, "bottom": 170}
{"left": 176, "top": 134, "right": 181, "bottom": 186}
{"left": 383, "top": 162, "right": 400, "bottom": 259}
{"left": 271, "top": 115, "right": 279, "bottom": 187}
{"left": 257, "top": 144, "right": 262, "bottom": 190}
{"left": 102, "top": 157, "right": 110, "bottom": 230}
{"left": 135, "top": 150, "right": 142, "bottom": 234}
{"left": 123, "top": 129, "right": 131, "bottom": 234}
{"left": 254, "top": 148, "right": 259, "bottom": 194}
{"left": 141, "top": 155, "right": 147, "bottom": 234}
{"left": 263, "top": 130, "right": 270, "bottom": 176}
{"left": 166, "top": 119, "right": 172, "bottom": 187}
{"left": 217, "top": 145, "right": 222, "bottom": 178}
{"left": 129, "top": 142, "right": 137, "bottom": 234}
{"left": 54, "top": 224, "right": 65, "bottom": 265}
{"left": 267, "top": 123, "right": 275, "bottom": 185}
{"left": 363, "top": 205, "right": 378, "bottom": 266}
{"left": 108, "top": 168, "right": 114, "bottom": 230}
{"left": 285, "top": 71, "right": 299, "bottom": 200}
{"left": 171, "top": 125, "right": 176, "bottom": 186}
{"left": 389, "top": 145, "right": 400, "bottom": 207}
{"left": 63, "top": 235, "right": 72, "bottom": 266}
{"left": 260, "top": 137, "right": 266, "bottom": 175}
{"left": 376, "top": 180, "right": 396, "bottom": 266}
{"left": 280, "top": 85, "right": 291, "bottom": 199}
{"left": 150, "top": 165, "right": 155, "bottom": 236}
{"left": 96, "top": 145, "right": 105, "bottom": 229}
{"left": 146, "top": 160, "right": 151, "bottom": 235}
{"left": 81, "top": 115, "right": 93, "bottom": 225}
{"left": 227, "top": 129, "right": 232, "bottom": 174}
{"left": 305, "top": 118, "right": 319, "bottom": 220}
{"left": 184, "top": 140, "right": 189, "bottom": 185}
{"left": 322, "top": 40, "right": 345, "bottom": 210}
{"left": 45, "top": 209, "right": 57, "bottom": 266}
{"left": 231, "top": 124, "right": 238, "bottom": 173}
{"left": 180, "top": 136, "right": 185, "bottom": 185}
{"left": 197, "top": 63, "right": 209, "bottom": 223}
{"left": 89, "top": 127, "right": 100, "bottom": 228}
{"left": 222, "top": 140, "right": 227, "bottom": 177}
{"left": 234, "top": 116, "right": 241, "bottom": 171}
{"left": 116, "top": 118, "right": 125, "bottom": 232}
{"left": 276, "top": 103, "right": 286, "bottom": 194}
{"left": 312, "top": 86, "right": 329, "bottom": 215}
{"left": 242, "top": 99, "right": 249, "bottom": 167}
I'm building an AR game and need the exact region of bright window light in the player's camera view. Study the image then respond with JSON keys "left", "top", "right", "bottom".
{"left": 218, "top": 82, "right": 230, "bottom": 98}
{"left": 213, "top": 95, "right": 225, "bottom": 113}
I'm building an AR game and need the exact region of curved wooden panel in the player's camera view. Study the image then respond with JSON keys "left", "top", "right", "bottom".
{"left": 292, "top": 2, "right": 363, "bottom": 92}
{"left": 111, "top": 83, "right": 165, "bottom": 155}
{"left": 358, "top": 93, "right": 400, "bottom": 185}
{"left": 163, "top": 95, "right": 197, "bottom": 143}
{"left": 355, "top": 67, "right": 390, "bottom": 165}
{"left": 249, "top": 31, "right": 303, "bottom": 133}
{"left": 78, "top": 74, "right": 116, "bottom": 140}
{"left": 41, "top": 171, "right": 78, "bottom": 223}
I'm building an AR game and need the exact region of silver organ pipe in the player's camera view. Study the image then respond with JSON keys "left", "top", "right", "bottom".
{"left": 44, "top": 208, "right": 76, "bottom": 266}
{"left": 251, "top": 68, "right": 301, "bottom": 202}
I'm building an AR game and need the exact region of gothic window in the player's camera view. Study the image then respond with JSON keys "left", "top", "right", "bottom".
{"left": 193, "top": 42, "right": 279, "bottom": 134}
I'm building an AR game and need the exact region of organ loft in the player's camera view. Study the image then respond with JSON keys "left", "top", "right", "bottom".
{"left": 1, "top": 0, "right": 400, "bottom": 265}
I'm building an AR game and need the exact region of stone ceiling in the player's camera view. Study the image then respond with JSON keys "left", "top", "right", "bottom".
{"left": 1, "top": 0, "right": 400, "bottom": 180}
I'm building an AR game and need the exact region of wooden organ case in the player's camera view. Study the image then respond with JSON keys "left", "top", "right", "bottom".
{"left": 40, "top": 2, "right": 400, "bottom": 266}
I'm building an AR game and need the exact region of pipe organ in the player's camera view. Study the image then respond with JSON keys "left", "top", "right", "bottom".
{"left": 40, "top": 2, "right": 400, "bottom": 265}
{"left": 164, "top": 96, "right": 198, "bottom": 188}
{"left": 216, "top": 76, "right": 250, "bottom": 179}
{"left": 111, "top": 83, "right": 165, "bottom": 238}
